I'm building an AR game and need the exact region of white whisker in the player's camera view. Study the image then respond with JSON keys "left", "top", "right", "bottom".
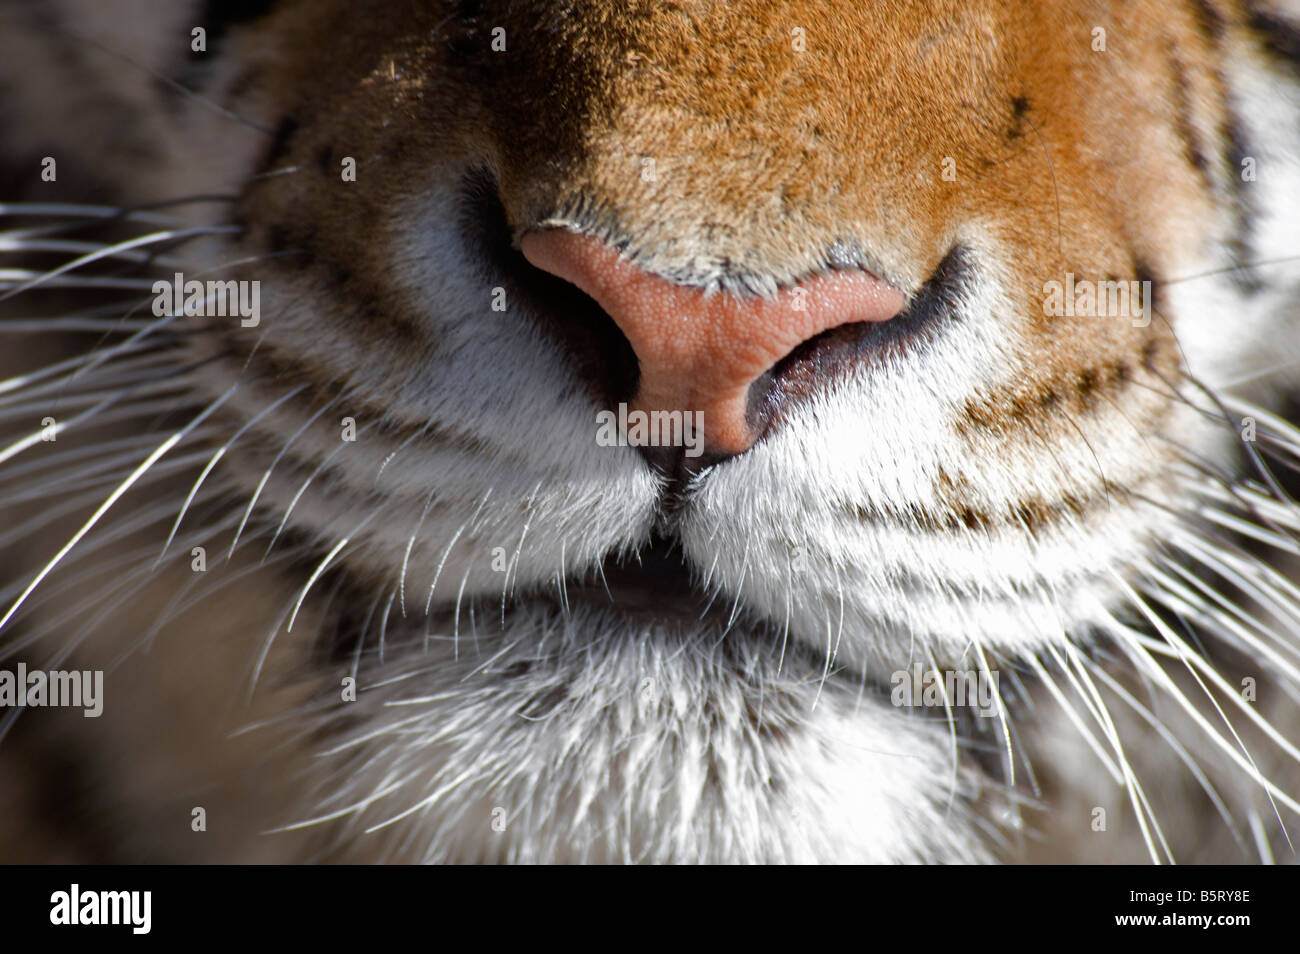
{"left": 0, "top": 383, "right": 239, "bottom": 634}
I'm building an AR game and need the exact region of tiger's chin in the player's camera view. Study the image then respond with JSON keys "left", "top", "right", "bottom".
{"left": 303, "top": 570, "right": 1003, "bottom": 865}
{"left": 285, "top": 520, "right": 1040, "bottom": 864}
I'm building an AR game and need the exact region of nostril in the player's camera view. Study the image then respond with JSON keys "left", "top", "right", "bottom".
{"left": 748, "top": 243, "right": 971, "bottom": 444}
{"left": 458, "top": 171, "right": 640, "bottom": 407}
{"left": 743, "top": 321, "right": 889, "bottom": 448}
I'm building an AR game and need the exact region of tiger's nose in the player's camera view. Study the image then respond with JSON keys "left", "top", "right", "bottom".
{"left": 521, "top": 228, "right": 905, "bottom": 457}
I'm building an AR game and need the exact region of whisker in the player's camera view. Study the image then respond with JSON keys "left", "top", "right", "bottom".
{"left": 0, "top": 486, "right": 230, "bottom": 659}
{"left": 1085, "top": 658, "right": 1246, "bottom": 852}
{"left": 158, "top": 383, "right": 307, "bottom": 564}
{"left": 263, "top": 418, "right": 376, "bottom": 559}
{"left": 1061, "top": 640, "right": 1171, "bottom": 862}
{"left": 1110, "top": 582, "right": 1300, "bottom": 846}
{"left": 0, "top": 383, "right": 240, "bottom": 635}
{"left": 1164, "top": 253, "right": 1300, "bottom": 287}
{"left": 0, "top": 272, "right": 159, "bottom": 293}
{"left": 228, "top": 394, "right": 342, "bottom": 560}
{"left": 23, "top": 20, "right": 277, "bottom": 137}
{"left": 0, "top": 227, "right": 240, "bottom": 303}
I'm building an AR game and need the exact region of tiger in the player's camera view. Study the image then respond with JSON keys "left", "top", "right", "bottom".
{"left": 0, "top": 0, "right": 1298, "bottom": 864}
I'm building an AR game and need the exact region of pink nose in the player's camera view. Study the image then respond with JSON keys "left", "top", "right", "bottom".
{"left": 521, "top": 229, "right": 905, "bottom": 456}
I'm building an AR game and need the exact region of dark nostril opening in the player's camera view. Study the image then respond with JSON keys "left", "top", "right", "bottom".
{"left": 744, "top": 321, "right": 879, "bottom": 446}
{"left": 747, "top": 244, "right": 970, "bottom": 446}
{"left": 458, "top": 170, "right": 640, "bottom": 409}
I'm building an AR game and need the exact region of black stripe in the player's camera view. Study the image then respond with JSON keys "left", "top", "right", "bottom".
{"left": 1246, "top": 3, "right": 1300, "bottom": 75}
{"left": 258, "top": 115, "right": 301, "bottom": 174}
{"left": 1220, "top": 104, "right": 1264, "bottom": 293}
{"left": 1168, "top": 47, "right": 1213, "bottom": 184}
{"left": 1190, "top": 2, "right": 1266, "bottom": 294}
{"left": 1135, "top": 259, "right": 1162, "bottom": 321}
{"left": 1187, "top": 0, "right": 1226, "bottom": 42}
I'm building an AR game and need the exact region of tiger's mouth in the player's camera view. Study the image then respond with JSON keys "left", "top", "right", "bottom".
{"left": 550, "top": 536, "right": 721, "bottom": 623}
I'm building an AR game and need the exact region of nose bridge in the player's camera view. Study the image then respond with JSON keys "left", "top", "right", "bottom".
{"left": 487, "top": 5, "right": 852, "bottom": 265}
{"left": 522, "top": 228, "right": 904, "bottom": 457}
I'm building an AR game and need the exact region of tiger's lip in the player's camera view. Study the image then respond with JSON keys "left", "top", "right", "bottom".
{"left": 580, "top": 539, "right": 713, "bottom": 615}
{"left": 526, "top": 537, "right": 727, "bottom": 624}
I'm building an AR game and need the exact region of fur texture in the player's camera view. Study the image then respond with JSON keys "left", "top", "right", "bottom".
{"left": 0, "top": 0, "right": 1299, "bottom": 863}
